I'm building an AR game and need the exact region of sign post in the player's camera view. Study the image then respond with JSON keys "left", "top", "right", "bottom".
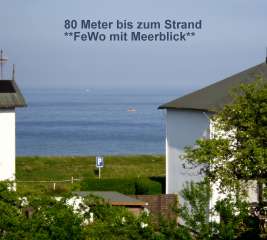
{"left": 96, "top": 156, "right": 104, "bottom": 179}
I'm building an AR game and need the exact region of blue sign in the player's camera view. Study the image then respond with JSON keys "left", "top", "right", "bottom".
{"left": 96, "top": 156, "right": 104, "bottom": 168}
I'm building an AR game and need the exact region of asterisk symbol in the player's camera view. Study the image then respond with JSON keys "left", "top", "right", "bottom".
{"left": 69, "top": 32, "right": 73, "bottom": 36}
{"left": 186, "top": 32, "right": 191, "bottom": 36}
{"left": 64, "top": 32, "right": 68, "bottom": 36}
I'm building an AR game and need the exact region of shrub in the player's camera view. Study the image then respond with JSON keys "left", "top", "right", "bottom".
{"left": 80, "top": 178, "right": 162, "bottom": 195}
{"left": 149, "top": 176, "right": 166, "bottom": 193}
{"left": 0, "top": 182, "right": 85, "bottom": 240}
{"left": 46, "top": 183, "right": 69, "bottom": 195}
{"left": 135, "top": 178, "right": 150, "bottom": 194}
{"left": 81, "top": 178, "right": 136, "bottom": 194}
{"left": 135, "top": 178, "right": 162, "bottom": 195}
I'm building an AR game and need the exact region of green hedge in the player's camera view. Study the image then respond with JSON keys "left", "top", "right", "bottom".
{"left": 80, "top": 178, "right": 162, "bottom": 195}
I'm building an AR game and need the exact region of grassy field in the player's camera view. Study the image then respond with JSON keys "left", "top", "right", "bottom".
{"left": 16, "top": 155, "right": 165, "bottom": 194}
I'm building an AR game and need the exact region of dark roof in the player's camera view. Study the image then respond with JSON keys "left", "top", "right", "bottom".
{"left": 0, "top": 80, "right": 27, "bottom": 108}
{"left": 159, "top": 62, "right": 267, "bottom": 112}
{"left": 73, "top": 191, "right": 147, "bottom": 206}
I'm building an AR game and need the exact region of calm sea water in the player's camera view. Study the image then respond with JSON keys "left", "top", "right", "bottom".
{"left": 16, "top": 88, "right": 179, "bottom": 156}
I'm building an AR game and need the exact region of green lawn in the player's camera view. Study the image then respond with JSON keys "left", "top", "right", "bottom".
{"left": 16, "top": 155, "right": 165, "bottom": 194}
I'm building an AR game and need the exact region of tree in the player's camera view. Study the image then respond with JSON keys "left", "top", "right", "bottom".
{"left": 0, "top": 183, "right": 160, "bottom": 240}
{"left": 83, "top": 195, "right": 156, "bottom": 240}
{"left": 178, "top": 79, "right": 267, "bottom": 238}
{"left": 176, "top": 180, "right": 211, "bottom": 240}
{"left": 0, "top": 182, "right": 85, "bottom": 240}
{"left": 175, "top": 181, "right": 260, "bottom": 240}
{"left": 183, "top": 78, "right": 267, "bottom": 196}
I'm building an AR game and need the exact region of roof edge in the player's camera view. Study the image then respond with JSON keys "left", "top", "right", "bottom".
{"left": 158, "top": 105, "right": 215, "bottom": 113}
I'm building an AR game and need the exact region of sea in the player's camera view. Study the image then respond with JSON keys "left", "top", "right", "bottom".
{"left": 16, "top": 88, "right": 180, "bottom": 156}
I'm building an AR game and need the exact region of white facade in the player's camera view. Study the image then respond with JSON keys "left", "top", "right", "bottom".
{"left": 166, "top": 109, "right": 259, "bottom": 210}
{"left": 0, "top": 109, "right": 16, "bottom": 181}
{"left": 165, "top": 109, "right": 211, "bottom": 195}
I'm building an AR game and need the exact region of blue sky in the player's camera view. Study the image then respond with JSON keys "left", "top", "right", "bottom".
{"left": 0, "top": 0, "right": 267, "bottom": 91}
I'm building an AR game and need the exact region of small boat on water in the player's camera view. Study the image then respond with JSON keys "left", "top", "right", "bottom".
{"left": 128, "top": 107, "right": 136, "bottom": 112}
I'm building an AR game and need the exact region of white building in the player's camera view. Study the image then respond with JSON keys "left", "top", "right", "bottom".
{"left": 159, "top": 61, "right": 267, "bottom": 205}
{"left": 0, "top": 51, "right": 26, "bottom": 181}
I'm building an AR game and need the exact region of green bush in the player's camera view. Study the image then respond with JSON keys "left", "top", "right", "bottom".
{"left": 81, "top": 178, "right": 135, "bottom": 194}
{"left": 46, "top": 183, "right": 69, "bottom": 195}
{"left": 0, "top": 182, "right": 85, "bottom": 240}
{"left": 135, "top": 178, "right": 150, "bottom": 194}
{"left": 150, "top": 176, "right": 166, "bottom": 193}
{"left": 80, "top": 178, "right": 162, "bottom": 195}
{"left": 135, "top": 178, "right": 162, "bottom": 195}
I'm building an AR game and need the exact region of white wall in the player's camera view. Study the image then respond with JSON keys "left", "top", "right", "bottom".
{"left": 165, "top": 110, "right": 259, "bottom": 223}
{"left": 209, "top": 121, "right": 259, "bottom": 213}
{"left": 0, "top": 109, "right": 15, "bottom": 181}
{"left": 165, "top": 109, "right": 211, "bottom": 196}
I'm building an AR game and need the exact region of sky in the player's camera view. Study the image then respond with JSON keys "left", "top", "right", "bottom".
{"left": 0, "top": 0, "right": 267, "bottom": 92}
